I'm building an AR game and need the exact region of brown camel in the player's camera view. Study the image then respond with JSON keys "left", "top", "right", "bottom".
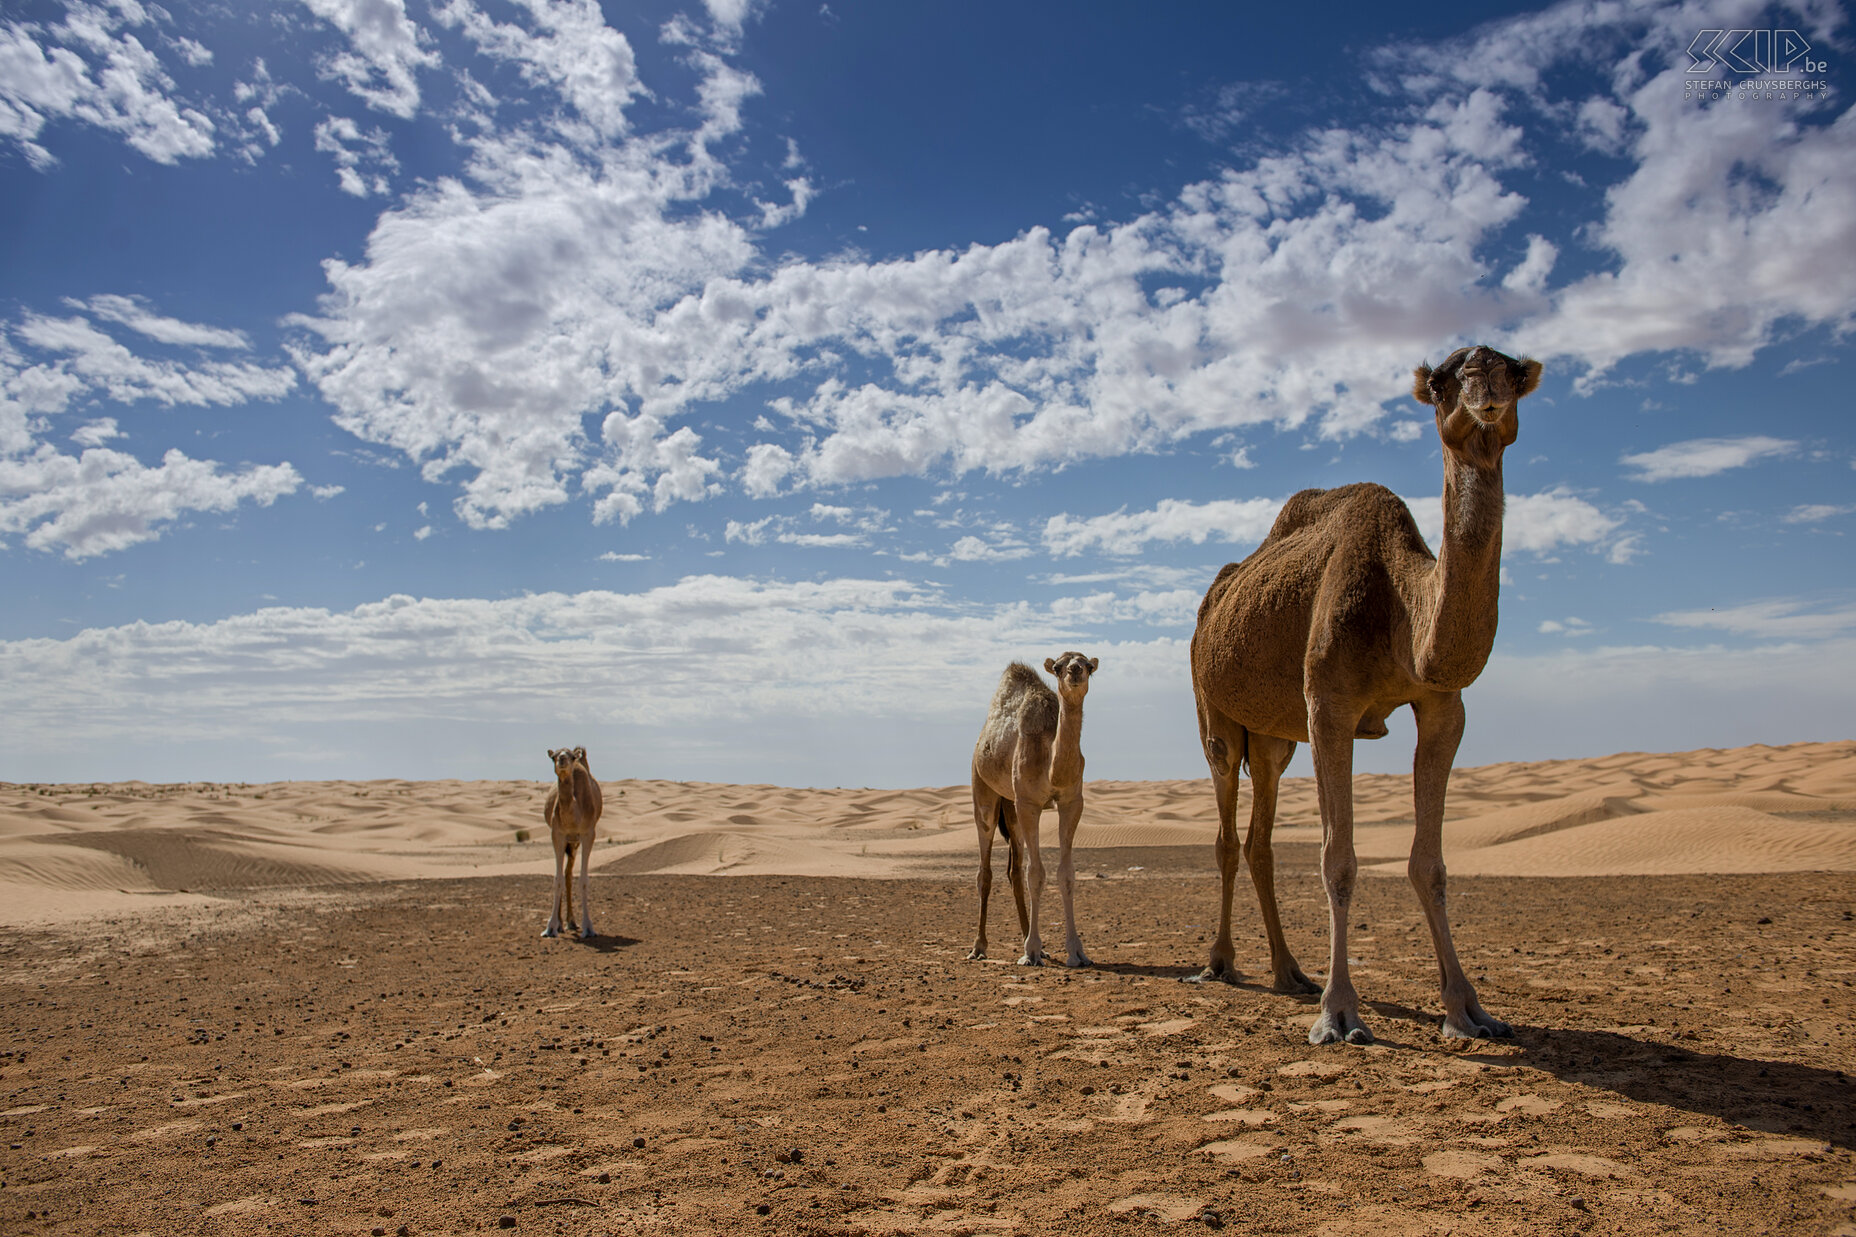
{"left": 968, "top": 653, "right": 1097, "bottom": 967}
{"left": 1191, "top": 344, "right": 1542, "bottom": 1044}
{"left": 543, "top": 746, "right": 604, "bottom": 940}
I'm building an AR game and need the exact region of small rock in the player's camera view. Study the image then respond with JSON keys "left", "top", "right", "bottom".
{"left": 498, "top": 1217, "right": 518, "bottom": 1229}
{"left": 373, "top": 1229, "right": 388, "bottom": 1236}
{"left": 1569, "top": 1198, "right": 1587, "bottom": 1212}
{"left": 598, "top": 1172, "right": 611, "bottom": 1184}
{"left": 787, "top": 1147, "right": 803, "bottom": 1163}
{"left": 755, "top": 1203, "right": 771, "bottom": 1216}
{"left": 633, "top": 1137, "right": 646, "bottom": 1149}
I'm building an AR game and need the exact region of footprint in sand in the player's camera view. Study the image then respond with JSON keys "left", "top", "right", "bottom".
{"left": 1108, "top": 1193, "right": 1205, "bottom": 1221}
{"left": 1494, "top": 1094, "right": 1560, "bottom": 1116}
{"left": 1327, "top": 1114, "right": 1420, "bottom": 1146}
{"left": 1202, "top": 1108, "right": 1274, "bottom": 1126}
{"left": 1423, "top": 1150, "right": 1505, "bottom": 1178}
{"left": 1206, "top": 1083, "right": 1260, "bottom": 1104}
{"left": 1197, "top": 1135, "right": 1280, "bottom": 1162}
{"left": 1277, "top": 1059, "right": 1346, "bottom": 1078}
{"left": 1518, "top": 1151, "right": 1637, "bottom": 1178}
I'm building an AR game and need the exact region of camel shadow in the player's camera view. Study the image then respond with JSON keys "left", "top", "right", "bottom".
{"left": 1089, "top": 961, "right": 1207, "bottom": 980}
{"left": 577, "top": 933, "right": 641, "bottom": 954}
{"left": 1359, "top": 999, "right": 1855, "bottom": 1152}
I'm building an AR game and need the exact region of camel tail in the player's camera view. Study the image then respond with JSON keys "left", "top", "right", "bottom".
{"left": 999, "top": 802, "right": 1018, "bottom": 881}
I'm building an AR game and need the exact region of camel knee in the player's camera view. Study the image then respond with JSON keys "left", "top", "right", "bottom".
{"left": 1408, "top": 856, "right": 1447, "bottom": 905}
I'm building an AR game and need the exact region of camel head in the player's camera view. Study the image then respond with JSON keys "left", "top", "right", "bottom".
{"left": 1044, "top": 651, "right": 1098, "bottom": 701}
{"left": 1412, "top": 345, "right": 1542, "bottom": 470}
{"left": 547, "top": 747, "right": 588, "bottom": 782}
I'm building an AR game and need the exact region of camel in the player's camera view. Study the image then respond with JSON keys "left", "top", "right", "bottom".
{"left": 1191, "top": 344, "right": 1542, "bottom": 1045}
{"left": 543, "top": 746, "right": 604, "bottom": 940}
{"left": 968, "top": 653, "right": 1097, "bottom": 967}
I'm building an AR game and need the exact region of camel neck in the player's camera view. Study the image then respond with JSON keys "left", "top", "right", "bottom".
{"left": 1414, "top": 452, "right": 1504, "bottom": 690}
{"left": 1050, "top": 696, "right": 1085, "bottom": 787}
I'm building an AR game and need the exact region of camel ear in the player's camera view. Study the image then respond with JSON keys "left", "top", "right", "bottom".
{"left": 1043, "top": 657, "right": 1058, "bottom": 674}
{"left": 1512, "top": 357, "right": 1542, "bottom": 399}
{"left": 1087, "top": 657, "right": 1099, "bottom": 673}
{"left": 547, "top": 748, "right": 559, "bottom": 760}
{"left": 574, "top": 746, "right": 586, "bottom": 762}
{"left": 1411, "top": 364, "right": 1436, "bottom": 406}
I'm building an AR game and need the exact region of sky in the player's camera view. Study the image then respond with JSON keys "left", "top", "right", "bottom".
{"left": 0, "top": 0, "right": 1851, "bottom": 787}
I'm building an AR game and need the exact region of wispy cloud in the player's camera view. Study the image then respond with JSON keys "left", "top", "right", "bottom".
{"left": 1653, "top": 597, "right": 1856, "bottom": 641}
{"left": 1620, "top": 436, "right": 1797, "bottom": 482}
{"left": 1044, "top": 498, "right": 1283, "bottom": 558}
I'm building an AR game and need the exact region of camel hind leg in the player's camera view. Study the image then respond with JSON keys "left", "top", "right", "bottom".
{"left": 1000, "top": 799, "right": 1028, "bottom": 942}
{"left": 969, "top": 778, "right": 1004, "bottom": 960}
{"left": 1244, "top": 733, "right": 1318, "bottom": 994}
{"left": 1054, "top": 793, "right": 1090, "bottom": 967}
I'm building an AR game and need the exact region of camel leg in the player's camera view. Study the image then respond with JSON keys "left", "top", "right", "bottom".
{"left": 577, "top": 834, "right": 597, "bottom": 939}
{"left": 1054, "top": 794, "right": 1091, "bottom": 968}
{"left": 543, "top": 831, "right": 566, "bottom": 938}
{"left": 562, "top": 839, "right": 578, "bottom": 934}
{"left": 1306, "top": 698, "right": 1371, "bottom": 1045}
{"left": 1002, "top": 800, "right": 1029, "bottom": 941}
{"left": 1411, "top": 693, "right": 1510, "bottom": 1039}
{"left": 1194, "top": 700, "right": 1245, "bottom": 983}
{"left": 1012, "top": 795, "right": 1048, "bottom": 966}
{"left": 969, "top": 778, "right": 1001, "bottom": 960}
{"left": 1246, "top": 734, "right": 1319, "bottom": 994}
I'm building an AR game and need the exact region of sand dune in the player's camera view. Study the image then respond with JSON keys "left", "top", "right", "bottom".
{"left": 0, "top": 740, "right": 1850, "bottom": 925}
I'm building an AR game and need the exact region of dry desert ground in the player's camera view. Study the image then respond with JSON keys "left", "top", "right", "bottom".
{"left": 1, "top": 741, "right": 1853, "bottom": 1235}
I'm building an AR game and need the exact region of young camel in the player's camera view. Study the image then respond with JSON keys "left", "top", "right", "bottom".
{"left": 1191, "top": 345, "right": 1541, "bottom": 1045}
{"left": 543, "top": 746, "right": 604, "bottom": 940}
{"left": 968, "top": 653, "right": 1097, "bottom": 967}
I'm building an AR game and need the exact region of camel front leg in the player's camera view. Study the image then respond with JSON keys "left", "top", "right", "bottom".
{"left": 1245, "top": 734, "right": 1319, "bottom": 994}
{"left": 969, "top": 781, "right": 1000, "bottom": 960}
{"left": 1194, "top": 702, "right": 1245, "bottom": 983}
{"left": 1012, "top": 797, "right": 1048, "bottom": 966}
{"left": 1054, "top": 794, "right": 1090, "bottom": 968}
{"left": 543, "top": 832, "right": 567, "bottom": 938}
{"left": 576, "top": 834, "right": 598, "bottom": 940}
{"left": 1412, "top": 693, "right": 1510, "bottom": 1039}
{"left": 1306, "top": 698, "right": 1371, "bottom": 1045}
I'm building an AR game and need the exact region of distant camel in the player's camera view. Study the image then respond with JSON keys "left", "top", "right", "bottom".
{"left": 969, "top": 653, "right": 1097, "bottom": 967}
{"left": 1191, "top": 345, "right": 1542, "bottom": 1044}
{"left": 543, "top": 746, "right": 604, "bottom": 940}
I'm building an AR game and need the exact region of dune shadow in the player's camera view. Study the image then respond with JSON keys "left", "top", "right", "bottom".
{"left": 1354, "top": 999, "right": 1854, "bottom": 1150}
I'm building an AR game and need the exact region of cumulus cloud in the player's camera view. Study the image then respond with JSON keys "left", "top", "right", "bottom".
{"left": 295, "top": 0, "right": 438, "bottom": 119}
{"left": 1403, "top": 486, "right": 1623, "bottom": 560}
{"left": 1620, "top": 435, "right": 1798, "bottom": 482}
{"left": 276, "top": 0, "right": 1854, "bottom": 530}
{"left": 1044, "top": 497, "right": 1284, "bottom": 557}
{"left": 0, "top": 445, "right": 301, "bottom": 559}
{"left": 0, "top": 298, "right": 304, "bottom": 557}
{"left": 0, "top": 4, "right": 216, "bottom": 166}
{"left": 313, "top": 115, "right": 399, "bottom": 197}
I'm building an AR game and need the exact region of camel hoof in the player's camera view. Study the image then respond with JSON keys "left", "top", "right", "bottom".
{"left": 967, "top": 947, "right": 987, "bottom": 961}
{"left": 1309, "top": 1010, "right": 1374, "bottom": 1046}
{"left": 1017, "top": 954, "right": 1045, "bottom": 967}
{"left": 541, "top": 926, "right": 560, "bottom": 939}
{"left": 1276, "top": 971, "right": 1322, "bottom": 996}
{"left": 578, "top": 927, "right": 598, "bottom": 941}
{"left": 1064, "top": 952, "right": 1092, "bottom": 969}
{"left": 1442, "top": 1013, "right": 1512, "bottom": 1040}
{"left": 1184, "top": 964, "right": 1237, "bottom": 986}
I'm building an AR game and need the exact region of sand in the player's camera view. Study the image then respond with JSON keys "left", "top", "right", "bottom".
{"left": 1, "top": 741, "right": 1853, "bottom": 1234}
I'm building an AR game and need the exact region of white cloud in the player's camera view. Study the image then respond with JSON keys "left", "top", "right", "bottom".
{"left": 311, "top": 483, "right": 345, "bottom": 499}
{"left": 0, "top": 5, "right": 216, "bottom": 166}
{"left": 1537, "top": 616, "right": 1593, "bottom": 636}
{"left": 295, "top": 0, "right": 438, "bottom": 119}
{"left": 1620, "top": 435, "right": 1798, "bottom": 482}
{"left": 597, "top": 550, "right": 648, "bottom": 561}
{"left": 1653, "top": 598, "right": 1856, "bottom": 642}
{"left": 313, "top": 115, "right": 398, "bottom": 197}
{"left": 1044, "top": 497, "right": 1284, "bottom": 558}
{"left": 1403, "top": 486, "right": 1621, "bottom": 560}
{"left": 78, "top": 295, "right": 250, "bottom": 349}
{"left": 69, "top": 417, "right": 120, "bottom": 447}
{"left": 9, "top": 311, "right": 295, "bottom": 410}
{"left": 0, "top": 445, "right": 301, "bottom": 559}
{"left": 435, "top": 0, "right": 641, "bottom": 141}
{"left": 1784, "top": 503, "right": 1855, "bottom": 524}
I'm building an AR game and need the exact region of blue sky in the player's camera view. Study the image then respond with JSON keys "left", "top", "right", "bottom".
{"left": 1, "top": 0, "right": 1851, "bottom": 786}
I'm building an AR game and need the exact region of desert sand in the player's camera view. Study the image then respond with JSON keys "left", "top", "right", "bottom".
{"left": 1, "top": 741, "right": 1852, "bottom": 1234}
